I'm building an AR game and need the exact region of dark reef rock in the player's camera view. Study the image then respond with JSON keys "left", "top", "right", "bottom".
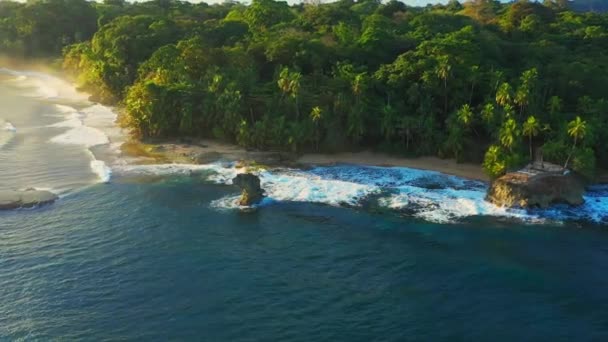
{"left": 232, "top": 173, "right": 265, "bottom": 206}
{"left": 486, "top": 170, "right": 585, "bottom": 209}
{"left": 0, "top": 189, "right": 58, "bottom": 210}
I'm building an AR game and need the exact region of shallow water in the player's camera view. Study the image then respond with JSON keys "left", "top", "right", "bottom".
{"left": 1, "top": 68, "right": 608, "bottom": 340}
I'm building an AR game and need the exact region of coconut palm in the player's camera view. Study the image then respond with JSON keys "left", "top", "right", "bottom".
{"left": 496, "top": 82, "right": 513, "bottom": 107}
{"left": 277, "top": 67, "right": 302, "bottom": 119}
{"left": 547, "top": 96, "right": 562, "bottom": 114}
{"left": 457, "top": 104, "right": 474, "bottom": 126}
{"left": 499, "top": 117, "right": 519, "bottom": 152}
{"left": 310, "top": 106, "right": 323, "bottom": 151}
{"left": 435, "top": 55, "right": 451, "bottom": 115}
{"left": 514, "top": 86, "right": 529, "bottom": 117}
{"left": 522, "top": 115, "right": 540, "bottom": 160}
{"left": 564, "top": 116, "right": 587, "bottom": 169}
{"left": 481, "top": 102, "right": 495, "bottom": 127}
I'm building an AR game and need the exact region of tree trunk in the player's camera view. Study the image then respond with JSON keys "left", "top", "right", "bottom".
{"left": 443, "top": 79, "right": 448, "bottom": 115}
{"left": 529, "top": 134, "right": 533, "bottom": 161}
{"left": 469, "top": 83, "right": 475, "bottom": 105}
{"left": 564, "top": 138, "right": 577, "bottom": 170}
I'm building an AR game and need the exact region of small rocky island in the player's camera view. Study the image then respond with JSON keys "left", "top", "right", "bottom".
{"left": 486, "top": 162, "right": 585, "bottom": 209}
{"left": 232, "top": 173, "right": 265, "bottom": 206}
{"left": 0, "top": 189, "right": 58, "bottom": 210}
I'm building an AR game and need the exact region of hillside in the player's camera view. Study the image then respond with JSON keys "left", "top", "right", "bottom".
{"left": 1, "top": 0, "right": 607, "bottom": 180}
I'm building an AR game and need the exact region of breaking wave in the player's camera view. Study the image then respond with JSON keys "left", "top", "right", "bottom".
{"left": 0, "top": 68, "right": 121, "bottom": 185}
{"left": 47, "top": 104, "right": 116, "bottom": 182}
{"left": 110, "top": 162, "right": 608, "bottom": 225}
{"left": 0, "top": 68, "right": 87, "bottom": 101}
{"left": 3, "top": 121, "right": 16, "bottom": 132}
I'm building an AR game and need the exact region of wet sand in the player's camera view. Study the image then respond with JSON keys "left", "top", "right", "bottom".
{"left": 124, "top": 138, "right": 489, "bottom": 182}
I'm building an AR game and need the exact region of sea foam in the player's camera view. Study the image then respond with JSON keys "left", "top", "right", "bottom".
{"left": 50, "top": 125, "right": 109, "bottom": 148}
{"left": 0, "top": 68, "right": 87, "bottom": 101}
{"left": 3, "top": 121, "right": 16, "bottom": 132}
{"left": 90, "top": 160, "right": 112, "bottom": 183}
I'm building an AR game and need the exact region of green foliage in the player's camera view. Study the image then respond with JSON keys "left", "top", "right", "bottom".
{"left": 522, "top": 115, "right": 541, "bottom": 160}
{"left": 2, "top": 0, "right": 606, "bottom": 173}
{"left": 572, "top": 147, "right": 597, "bottom": 179}
{"left": 567, "top": 116, "right": 587, "bottom": 145}
{"left": 483, "top": 145, "right": 507, "bottom": 179}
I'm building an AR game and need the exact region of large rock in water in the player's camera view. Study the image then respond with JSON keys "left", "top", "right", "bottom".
{"left": 0, "top": 189, "right": 58, "bottom": 210}
{"left": 486, "top": 170, "right": 585, "bottom": 209}
{"left": 232, "top": 173, "right": 265, "bottom": 206}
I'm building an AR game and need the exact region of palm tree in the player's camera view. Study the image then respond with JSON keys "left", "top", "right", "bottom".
{"left": 481, "top": 102, "right": 495, "bottom": 127}
{"left": 277, "top": 67, "right": 291, "bottom": 98}
{"left": 547, "top": 96, "right": 562, "bottom": 114}
{"left": 514, "top": 86, "right": 529, "bottom": 117}
{"left": 468, "top": 65, "right": 480, "bottom": 104}
{"left": 457, "top": 104, "right": 474, "bottom": 126}
{"left": 564, "top": 116, "right": 587, "bottom": 169}
{"left": 499, "top": 117, "right": 519, "bottom": 152}
{"left": 310, "top": 106, "right": 323, "bottom": 151}
{"left": 522, "top": 115, "right": 540, "bottom": 161}
{"left": 496, "top": 82, "right": 513, "bottom": 107}
{"left": 277, "top": 67, "right": 302, "bottom": 119}
{"left": 435, "top": 55, "right": 451, "bottom": 115}
{"left": 290, "top": 71, "right": 302, "bottom": 120}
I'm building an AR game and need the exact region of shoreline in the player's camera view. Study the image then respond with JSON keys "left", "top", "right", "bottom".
{"left": 122, "top": 138, "right": 490, "bottom": 182}
{"left": 296, "top": 151, "right": 489, "bottom": 182}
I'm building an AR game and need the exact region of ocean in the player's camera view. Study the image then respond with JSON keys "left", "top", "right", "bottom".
{"left": 1, "top": 68, "right": 608, "bottom": 340}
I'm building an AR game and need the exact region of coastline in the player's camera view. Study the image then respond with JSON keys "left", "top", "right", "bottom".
{"left": 123, "top": 138, "right": 489, "bottom": 182}
{"left": 296, "top": 151, "right": 489, "bottom": 182}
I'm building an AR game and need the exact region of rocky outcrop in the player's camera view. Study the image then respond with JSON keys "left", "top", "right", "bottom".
{"left": 0, "top": 189, "right": 58, "bottom": 210}
{"left": 232, "top": 173, "right": 265, "bottom": 206}
{"left": 486, "top": 171, "right": 585, "bottom": 209}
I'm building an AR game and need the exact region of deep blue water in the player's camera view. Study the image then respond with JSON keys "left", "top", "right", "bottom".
{"left": 2, "top": 179, "right": 608, "bottom": 340}
{"left": 2, "top": 67, "right": 608, "bottom": 340}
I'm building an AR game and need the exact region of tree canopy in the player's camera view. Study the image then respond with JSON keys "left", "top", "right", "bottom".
{"left": 1, "top": 0, "right": 607, "bottom": 179}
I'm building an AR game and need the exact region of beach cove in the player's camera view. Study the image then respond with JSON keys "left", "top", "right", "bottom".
{"left": 2, "top": 66, "right": 608, "bottom": 340}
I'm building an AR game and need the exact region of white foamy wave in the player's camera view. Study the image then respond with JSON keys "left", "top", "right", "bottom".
{"left": 379, "top": 186, "right": 537, "bottom": 223}
{"left": 84, "top": 150, "right": 112, "bottom": 183}
{"left": 0, "top": 68, "right": 86, "bottom": 100}
{"left": 204, "top": 164, "right": 606, "bottom": 225}
{"left": 111, "top": 162, "right": 240, "bottom": 182}
{"left": 258, "top": 169, "right": 377, "bottom": 206}
{"left": 81, "top": 104, "right": 117, "bottom": 126}
{"left": 54, "top": 104, "right": 78, "bottom": 113}
{"left": 90, "top": 160, "right": 111, "bottom": 183}
{"left": 50, "top": 125, "right": 109, "bottom": 148}
{"left": 47, "top": 112, "right": 84, "bottom": 128}
{"left": 210, "top": 195, "right": 272, "bottom": 210}
{"left": 3, "top": 121, "right": 16, "bottom": 132}
{"left": 97, "top": 153, "right": 608, "bottom": 225}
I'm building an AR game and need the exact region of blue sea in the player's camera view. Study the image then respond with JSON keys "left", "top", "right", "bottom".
{"left": 1, "top": 68, "right": 608, "bottom": 340}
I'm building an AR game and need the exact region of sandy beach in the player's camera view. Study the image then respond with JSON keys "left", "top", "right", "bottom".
{"left": 297, "top": 151, "right": 489, "bottom": 182}
{"left": 123, "top": 138, "right": 490, "bottom": 182}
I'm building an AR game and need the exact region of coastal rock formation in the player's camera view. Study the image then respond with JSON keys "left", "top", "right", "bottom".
{"left": 232, "top": 173, "right": 265, "bottom": 206}
{"left": 486, "top": 167, "right": 585, "bottom": 209}
{"left": 0, "top": 189, "right": 58, "bottom": 210}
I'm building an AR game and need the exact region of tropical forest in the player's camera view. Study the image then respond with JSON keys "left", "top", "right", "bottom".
{"left": 1, "top": 0, "right": 607, "bottom": 179}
